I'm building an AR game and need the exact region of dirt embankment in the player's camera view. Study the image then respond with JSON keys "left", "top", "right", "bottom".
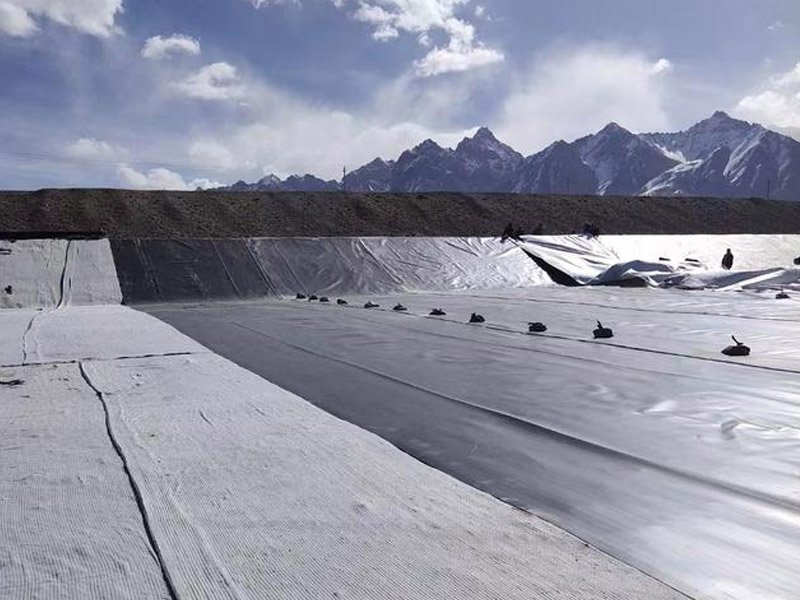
{"left": 2, "top": 189, "right": 800, "bottom": 238}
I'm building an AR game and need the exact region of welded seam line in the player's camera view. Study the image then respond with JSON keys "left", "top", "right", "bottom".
{"left": 313, "top": 300, "right": 800, "bottom": 376}
{"left": 327, "top": 303, "right": 732, "bottom": 382}
{"left": 175, "top": 299, "right": 790, "bottom": 383}
{"left": 243, "top": 240, "right": 278, "bottom": 295}
{"left": 78, "top": 362, "right": 181, "bottom": 600}
{"left": 20, "top": 314, "right": 37, "bottom": 365}
{"left": 270, "top": 299, "right": 800, "bottom": 378}
{"left": 138, "top": 240, "right": 163, "bottom": 302}
{"left": 356, "top": 239, "right": 406, "bottom": 288}
{"left": 56, "top": 240, "right": 72, "bottom": 309}
{"left": 21, "top": 241, "right": 73, "bottom": 364}
{"left": 269, "top": 243, "right": 306, "bottom": 294}
{"left": 2, "top": 351, "right": 204, "bottom": 370}
{"left": 521, "top": 295, "right": 800, "bottom": 323}
{"left": 229, "top": 319, "right": 800, "bottom": 515}
{"left": 449, "top": 291, "right": 800, "bottom": 324}
{"left": 211, "top": 241, "right": 242, "bottom": 299}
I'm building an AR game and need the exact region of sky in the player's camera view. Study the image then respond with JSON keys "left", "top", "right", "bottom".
{"left": 0, "top": 0, "right": 798, "bottom": 190}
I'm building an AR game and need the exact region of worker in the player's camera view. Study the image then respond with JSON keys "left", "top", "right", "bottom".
{"left": 501, "top": 223, "right": 514, "bottom": 243}
{"left": 722, "top": 249, "right": 734, "bottom": 270}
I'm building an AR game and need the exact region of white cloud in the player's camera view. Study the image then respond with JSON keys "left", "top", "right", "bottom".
{"left": 775, "top": 62, "right": 800, "bottom": 87}
{"left": 189, "top": 177, "right": 222, "bottom": 190}
{"left": 651, "top": 58, "right": 673, "bottom": 74}
{"left": 65, "top": 137, "right": 126, "bottom": 160}
{"left": 183, "top": 73, "right": 471, "bottom": 179}
{"left": 0, "top": 2, "right": 37, "bottom": 36}
{"left": 86, "top": 54, "right": 474, "bottom": 185}
{"left": 117, "top": 164, "right": 185, "bottom": 189}
{"left": 201, "top": 118, "right": 465, "bottom": 179}
{"left": 142, "top": 34, "right": 201, "bottom": 60}
{"left": 495, "top": 47, "right": 673, "bottom": 153}
{"left": 116, "top": 163, "right": 220, "bottom": 190}
{"left": 249, "top": 0, "right": 298, "bottom": 6}
{"left": 189, "top": 140, "right": 238, "bottom": 170}
{"left": 371, "top": 67, "right": 490, "bottom": 125}
{"left": 172, "top": 62, "right": 246, "bottom": 101}
{"left": 735, "top": 91, "right": 800, "bottom": 129}
{"left": 341, "top": 0, "right": 503, "bottom": 76}
{"left": 353, "top": 3, "right": 398, "bottom": 40}
{"left": 0, "top": 0, "right": 122, "bottom": 38}
{"left": 734, "top": 61, "right": 800, "bottom": 130}
{"left": 415, "top": 43, "right": 503, "bottom": 77}
{"left": 244, "top": 0, "right": 503, "bottom": 76}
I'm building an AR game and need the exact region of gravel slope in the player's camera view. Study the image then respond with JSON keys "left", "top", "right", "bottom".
{"left": 2, "top": 189, "right": 800, "bottom": 237}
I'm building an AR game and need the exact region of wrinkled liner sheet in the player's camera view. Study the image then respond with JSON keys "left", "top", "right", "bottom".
{"left": 110, "top": 237, "right": 551, "bottom": 303}
{"left": 518, "top": 234, "right": 800, "bottom": 289}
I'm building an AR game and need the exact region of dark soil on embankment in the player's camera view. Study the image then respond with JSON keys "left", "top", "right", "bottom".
{"left": 2, "top": 189, "right": 800, "bottom": 238}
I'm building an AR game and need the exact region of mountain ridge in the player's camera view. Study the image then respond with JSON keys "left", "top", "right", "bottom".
{"left": 220, "top": 112, "right": 800, "bottom": 201}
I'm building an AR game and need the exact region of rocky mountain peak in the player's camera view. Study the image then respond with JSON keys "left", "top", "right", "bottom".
{"left": 597, "top": 122, "right": 632, "bottom": 137}
{"left": 414, "top": 139, "right": 445, "bottom": 153}
{"left": 690, "top": 110, "right": 752, "bottom": 133}
{"left": 257, "top": 174, "right": 282, "bottom": 186}
{"left": 456, "top": 127, "right": 522, "bottom": 163}
{"left": 472, "top": 126, "right": 497, "bottom": 141}
{"left": 220, "top": 111, "right": 800, "bottom": 200}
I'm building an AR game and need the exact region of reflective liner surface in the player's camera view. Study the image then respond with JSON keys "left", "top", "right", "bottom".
{"left": 145, "top": 286, "right": 800, "bottom": 600}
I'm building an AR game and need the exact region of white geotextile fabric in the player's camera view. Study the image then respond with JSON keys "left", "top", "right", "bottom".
{"left": 0, "top": 239, "right": 122, "bottom": 309}
{"left": 0, "top": 305, "right": 205, "bottom": 366}
{"left": 0, "top": 362, "right": 171, "bottom": 599}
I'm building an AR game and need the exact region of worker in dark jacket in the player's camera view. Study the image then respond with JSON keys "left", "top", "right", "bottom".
{"left": 722, "top": 249, "right": 734, "bottom": 270}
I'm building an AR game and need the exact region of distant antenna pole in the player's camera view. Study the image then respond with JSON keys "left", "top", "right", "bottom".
{"left": 342, "top": 166, "right": 347, "bottom": 192}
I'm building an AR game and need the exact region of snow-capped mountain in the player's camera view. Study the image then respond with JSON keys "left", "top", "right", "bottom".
{"left": 642, "top": 147, "right": 734, "bottom": 197}
{"left": 573, "top": 122, "right": 678, "bottom": 195}
{"left": 644, "top": 110, "right": 759, "bottom": 161}
{"left": 641, "top": 112, "right": 800, "bottom": 199}
{"left": 219, "top": 112, "right": 800, "bottom": 200}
